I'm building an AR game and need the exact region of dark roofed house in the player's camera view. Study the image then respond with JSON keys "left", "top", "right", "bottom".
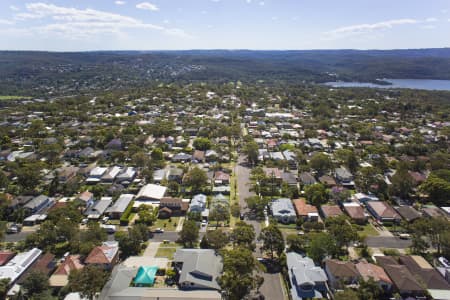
{"left": 398, "top": 255, "right": 450, "bottom": 290}
{"left": 299, "top": 172, "right": 317, "bottom": 186}
{"left": 318, "top": 175, "right": 336, "bottom": 187}
{"left": 320, "top": 205, "right": 343, "bottom": 219}
{"left": 105, "top": 138, "right": 122, "bottom": 150}
{"left": 281, "top": 171, "right": 298, "bottom": 186}
{"left": 18, "top": 252, "right": 55, "bottom": 283}
{"left": 343, "top": 203, "right": 367, "bottom": 224}
{"left": 324, "top": 259, "right": 360, "bottom": 290}
{"left": 159, "top": 197, "right": 189, "bottom": 218}
{"left": 395, "top": 206, "right": 421, "bottom": 223}
{"left": 422, "top": 206, "right": 448, "bottom": 220}
{"left": 376, "top": 256, "right": 425, "bottom": 297}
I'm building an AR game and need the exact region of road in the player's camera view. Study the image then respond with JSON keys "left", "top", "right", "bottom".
{"left": 236, "top": 154, "right": 286, "bottom": 300}
{"left": 365, "top": 236, "right": 412, "bottom": 248}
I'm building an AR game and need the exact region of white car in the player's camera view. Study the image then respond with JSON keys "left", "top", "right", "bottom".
{"left": 154, "top": 228, "right": 164, "bottom": 233}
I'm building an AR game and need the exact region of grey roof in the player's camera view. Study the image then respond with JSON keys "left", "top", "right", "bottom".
{"left": 24, "top": 195, "right": 49, "bottom": 210}
{"left": 270, "top": 198, "right": 296, "bottom": 217}
{"left": 85, "top": 197, "right": 113, "bottom": 216}
{"left": 299, "top": 172, "right": 317, "bottom": 185}
{"left": 269, "top": 152, "right": 284, "bottom": 160}
{"left": 173, "top": 249, "right": 223, "bottom": 290}
{"left": 287, "top": 252, "right": 327, "bottom": 300}
{"left": 190, "top": 194, "right": 207, "bottom": 212}
{"left": 106, "top": 194, "right": 134, "bottom": 214}
{"left": 335, "top": 167, "right": 353, "bottom": 180}
{"left": 283, "top": 150, "right": 296, "bottom": 161}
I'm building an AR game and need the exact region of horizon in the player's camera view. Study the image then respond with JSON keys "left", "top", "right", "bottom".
{"left": 0, "top": 0, "right": 449, "bottom": 51}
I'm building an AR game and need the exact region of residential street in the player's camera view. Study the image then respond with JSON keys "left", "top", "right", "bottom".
{"left": 365, "top": 236, "right": 412, "bottom": 248}
{"left": 236, "top": 154, "right": 286, "bottom": 300}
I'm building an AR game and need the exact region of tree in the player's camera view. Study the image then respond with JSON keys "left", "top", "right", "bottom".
{"left": 132, "top": 151, "right": 150, "bottom": 168}
{"left": 184, "top": 167, "right": 208, "bottom": 193}
{"left": 307, "top": 232, "right": 337, "bottom": 263}
{"left": 209, "top": 205, "right": 229, "bottom": 229}
{"left": 68, "top": 265, "right": 108, "bottom": 300}
{"left": 310, "top": 153, "right": 332, "bottom": 175}
{"left": 305, "top": 184, "right": 328, "bottom": 207}
{"left": 137, "top": 205, "right": 156, "bottom": 225}
{"left": 245, "top": 196, "right": 268, "bottom": 219}
{"left": 335, "top": 149, "right": 358, "bottom": 173}
{"left": 243, "top": 140, "right": 259, "bottom": 165}
{"left": 193, "top": 138, "right": 212, "bottom": 151}
{"left": 150, "top": 148, "right": 164, "bottom": 161}
{"left": 0, "top": 278, "right": 10, "bottom": 299}
{"left": 16, "top": 164, "right": 40, "bottom": 193}
{"left": 230, "top": 203, "right": 240, "bottom": 218}
{"left": 219, "top": 247, "right": 258, "bottom": 300}
{"left": 22, "top": 270, "right": 50, "bottom": 296}
{"left": 419, "top": 173, "right": 450, "bottom": 206}
{"left": 230, "top": 221, "right": 255, "bottom": 250}
{"left": 259, "top": 224, "right": 285, "bottom": 260}
{"left": 326, "top": 215, "right": 358, "bottom": 251}
{"left": 178, "top": 220, "right": 199, "bottom": 247}
{"left": 205, "top": 230, "right": 229, "bottom": 250}
{"left": 390, "top": 164, "right": 414, "bottom": 198}
{"left": 357, "top": 278, "right": 383, "bottom": 300}
{"left": 286, "top": 234, "right": 307, "bottom": 253}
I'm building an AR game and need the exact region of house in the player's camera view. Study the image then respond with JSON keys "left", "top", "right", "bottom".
{"left": 375, "top": 256, "right": 425, "bottom": 297}
{"left": 172, "top": 153, "right": 192, "bottom": 163}
{"left": 283, "top": 150, "right": 297, "bottom": 169}
{"left": 299, "top": 172, "right": 317, "bottom": 186}
{"left": 49, "top": 255, "right": 84, "bottom": 287}
{"left": 85, "top": 241, "right": 119, "bottom": 270}
{"left": 334, "top": 167, "right": 354, "bottom": 186}
{"left": 24, "top": 195, "right": 52, "bottom": 216}
{"left": 115, "top": 167, "right": 136, "bottom": 185}
{"left": 105, "top": 138, "right": 122, "bottom": 150}
{"left": 355, "top": 260, "right": 392, "bottom": 291}
{"left": 270, "top": 198, "right": 296, "bottom": 224}
{"left": 293, "top": 198, "right": 319, "bottom": 221}
{"left": 205, "top": 150, "right": 218, "bottom": 162}
{"left": 86, "top": 166, "right": 108, "bottom": 184}
{"left": 57, "top": 165, "right": 79, "bottom": 183}
{"left": 263, "top": 168, "right": 282, "bottom": 183}
{"left": 189, "top": 194, "right": 209, "bottom": 220}
{"left": 99, "top": 265, "right": 221, "bottom": 300}
{"left": 366, "top": 201, "right": 401, "bottom": 224}
{"left": 106, "top": 194, "right": 134, "bottom": 219}
{"left": 286, "top": 252, "right": 328, "bottom": 299}
{"left": 167, "top": 167, "right": 184, "bottom": 183}
{"left": 214, "top": 171, "right": 230, "bottom": 185}
{"left": 394, "top": 206, "right": 421, "bottom": 223}
{"left": 84, "top": 197, "right": 113, "bottom": 219}
{"left": 18, "top": 252, "right": 56, "bottom": 284}
{"left": 281, "top": 172, "right": 298, "bottom": 186}
{"left": 318, "top": 175, "right": 336, "bottom": 187}
{"left": 192, "top": 150, "right": 205, "bottom": 162}
{"left": 324, "top": 259, "right": 360, "bottom": 290}
{"left": 343, "top": 203, "right": 367, "bottom": 224}
{"left": 159, "top": 197, "right": 189, "bottom": 218}
{"left": 0, "top": 248, "right": 42, "bottom": 285}
{"left": 422, "top": 206, "right": 448, "bottom": 219}
{"left": 136, "top": 184, "right": 167, "bottom": 202}
{"left": 398, "top": 255, "right": 450, "bottom": 291}
{"left": 76, "top": 191, "right": 94, "bottom": 207}
{"left": 101, "top": 166, "right": 122, "bottom": 183}
{"left": 153, "top": 169, "right": 166, "bottom": 183}
{"left": 173, "top": 249, "right": 223, "bottom": 290}
{"left": 320, "top": 205, "right": 343, "bottom": 219}
{"left": 352, "top": 193, "right": 379, "bottom": 204}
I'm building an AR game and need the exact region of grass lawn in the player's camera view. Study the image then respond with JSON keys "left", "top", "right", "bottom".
{"left": 357, "top": 223, "right": 379, "bottom": 237}
{"left": 152, "top": 217, "right": 180, "bottom": 231}
{"left": 0, "top": 95, "right": 31, "bottom": 100}
{"left": 155, "top": 243, "right": 182, "bottom": 260}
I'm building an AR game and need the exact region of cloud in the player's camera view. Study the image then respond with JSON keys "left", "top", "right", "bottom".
{"left": 12, "top": 2, "right": 190, "bottom": 40}
{"left": 425, "top": 17, "right": 438, "bottom": 22}
{"left": 115, "top": 1, "right": 126, "bottom": 5}
{"left": 0, "top": 19, "right": 15, "bottom": 25}
{"left": 324, "top": 18, "right": 418, "bottom": 40}
{"left": 10, "top": 5, "right": 20, "bottom": 11}
{"left": 136, "top": 2, "right": 159, "bottom": 11}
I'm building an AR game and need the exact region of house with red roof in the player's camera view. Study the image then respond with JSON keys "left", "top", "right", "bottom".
{"left": 85, "top": 241, "right": 119, "bottom": 270}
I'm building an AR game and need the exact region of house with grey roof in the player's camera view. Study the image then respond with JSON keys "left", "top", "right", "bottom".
{"left": 106, "top": 194, "right": 134, "bottom": 219}
{"left": 115, "top": 167, "right": 136, "bottom": 184}
{"left": 85, "top": 197, "right": 113, "bottom": 219}
{"left": 270, "top": 198, "right": 296, "bottom": 224}
{"left": 24, "top": 195, "right": 53, "bottom": 216}
{"left": 335, "top": 167, "right": 354, "bottom": 186}
{"left": 287, "top": 252, "right": 328, "bottom": 299}
{"left": 173, "top": 249, "right": 223, "bottom": 290}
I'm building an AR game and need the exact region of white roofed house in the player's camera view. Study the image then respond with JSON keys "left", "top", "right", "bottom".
{"left": 86, "top": 166, "right": 108, "bottom": 184}
{"left": 135, "top": 184, "right": 167, "bottom": 202}
{"left": 0, "top": 248, "right": 42, "bottom": 286}
{"left": 115, "top": 167, "right": 136, "bottom": 185}
{"left": 270, "top": 198, "right": 296, "bottom": 224}
{"left": 101, "top": 166, "right": 122, "bottom": 183}
{"left": 189, "top": 194, "right": 209, "bottom": 220}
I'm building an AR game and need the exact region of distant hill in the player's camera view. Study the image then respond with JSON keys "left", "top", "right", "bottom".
{"left": 1, "top": 48, "right": 450, "bottom": 96}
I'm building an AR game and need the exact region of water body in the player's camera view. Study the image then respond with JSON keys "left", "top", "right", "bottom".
{"left": 324, "top": 79, "right": 450, "bottom": 91}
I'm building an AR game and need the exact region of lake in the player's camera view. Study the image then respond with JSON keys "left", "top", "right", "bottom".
{"left": 324, "top": 79, "right": 450, "bottom": 91}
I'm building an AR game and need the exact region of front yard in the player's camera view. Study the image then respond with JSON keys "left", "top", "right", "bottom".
{"left": 154, "top": 242, "right": 182, "bottom": 260}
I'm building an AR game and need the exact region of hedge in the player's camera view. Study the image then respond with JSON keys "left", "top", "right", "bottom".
{"left": 120, "top": 201, "right": 134, "bottom": 226}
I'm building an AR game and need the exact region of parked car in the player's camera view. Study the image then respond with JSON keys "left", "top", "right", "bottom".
{"left": 6, "top": 223, "right": 21, "bottom": 234}
{"left": 154, "top": 228, "right": 164, "bottom": 233}
{"left": 100, "top": 224, "right": 117, "bottom": 234}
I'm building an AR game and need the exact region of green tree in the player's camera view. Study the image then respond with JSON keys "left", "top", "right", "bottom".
{"left": 310, "top": 153, "right": 333, "bottom": 175}
{"left": 230, "top": 221, "right": 255, "bottom": 250}
{"left": 305, "top": 184, "right": 328, "bottom": 207}
{"left": 22, "top": 270, "right": 50, "bottom": 297}
{"left": 419, "top": 173, "right": 450, "bottom": 206}
{"left": 137, "top": 205, "right": 156, "bottom": 225}
{"left": 68, "top": 265, "right": 108, "bottom": 300}
{"left": 243, "top": 140, "right": 259, "bottom": 165}
{"left": 184, "top": 167, "right": 208, "bottom": 193}
{"left": 357, "top": 278, "right": 383, "bottom": 300}
{"left": 286, "top": 234, "right": 307, "bottom": 253}
{"left": 16, "top": 165, "right": 40, "bottom": 193}
{"left": 150, "top": 148, "right": 164, "bottom": 161}
{"left": 307, "top": 232, "right": 337, "bottom": 263}
{"left": 132, "top": 151, "right": 150, "bottom": 168}
{"left": 193, "top": 138, "right": 212, "bottom": 151}
{"left": 259, "top": 224, "right": 285, "bottom": 260}
{"left": 326, "top": 215, "right": 358, "bottom": 251}
{"left": 0, "top": 278, "right": 10, "bottom": 299}
{"left": 390, "top": 164, "right": 414, "bottom": 198}
{"left": 178, "top": 220, "right": 199, "bottom": 247}
{"left": 205, "top": 230, "right": 229, "bottom": 250}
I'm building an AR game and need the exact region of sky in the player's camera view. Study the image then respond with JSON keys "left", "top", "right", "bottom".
{"left": 0, "top": 0, "right": 449, "bottom": 51}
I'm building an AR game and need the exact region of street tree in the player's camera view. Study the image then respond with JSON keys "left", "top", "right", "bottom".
{"left": 178, "top": 220, "right": 199, "bottom": 248}
{"left": 230, "top": 221, "right": 255, "bottom": 250}
{"left": 259, "top": 224, "right": 285, "bottom": 260}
